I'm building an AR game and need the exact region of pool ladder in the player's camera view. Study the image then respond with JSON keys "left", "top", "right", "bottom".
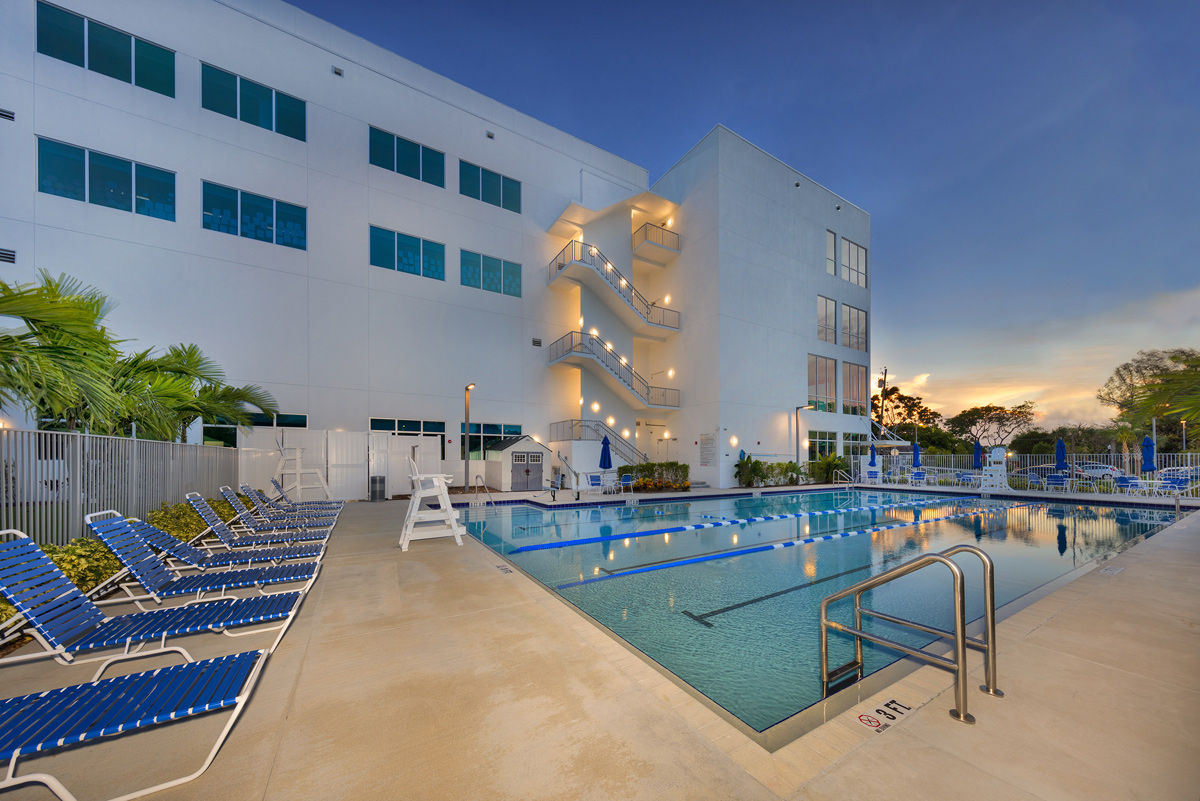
{"left": 819, "top": 544, "right": 1004, "bottom": 724}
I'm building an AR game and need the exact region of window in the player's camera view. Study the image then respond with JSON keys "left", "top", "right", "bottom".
{"left": 38, "top": 137, "right": 175, "bottom": 220}
{"left": 843, "top": 433, "right": 868, "bottom": 459}
{"left": 202, "top": 424, "right": 238, "bottom": 448}
{"left": 817, "top": 295, "right": 836, "bottom": 343}
{"left": 842, "top": 304, "right": 867, "bottom": 352}
{"left": 808, "top": 354, "right": 836, "bottom": 413}
{"left": 843, "top": 362, "right": 868, "bottom": 417}
{"left": 201, "top": 63, "right": 305, "bottom": 141}
{"left": 367, "top": 126, "right": 444, "bottom": 188}
{"left": 370, "top": 226, "right": 443, "bottom": 281}
{"left": 202, "top": 182, "right": 305, "bottom": 249}
{"left": 36, "top": 3, "right": 174, "bottom": 97}
{"left": 371, "top": 419, "right": 446, "bottom": 459}
{"left": 826, "top": 230, "right": 836, "bottom": 276}
{"left": 461, "top": 422, "right": 521, "bottom": 459}
{"left": 459, "top": 160, "right": 520, "bottom": 213}
{"left": 808, "top": 430, "right": 836, "bottom": 462}
{"left": 461, "top": 250, "right": 521, "bottom": 298}
{"left": 841, "top": 238, "right": 868, "bottom": 288}
{"left": 248, "top": 413, "right": 307, "bottom": 428}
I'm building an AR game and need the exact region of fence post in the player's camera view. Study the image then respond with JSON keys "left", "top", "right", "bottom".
{"left": 129, "top": 425, "right": 139, "bottom": 519}
{"left": 68, "top": 432, "right": 82, "bottom": 541}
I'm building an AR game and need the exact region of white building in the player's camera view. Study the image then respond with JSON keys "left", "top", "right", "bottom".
{"left": 0, "top": 0, "right": 872, "bottom": 489}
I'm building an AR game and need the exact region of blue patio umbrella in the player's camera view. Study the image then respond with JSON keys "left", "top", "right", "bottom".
{"left": 739, "top": 449, "right": 746, "bottom": 461}
{"left": 973, "top": 441, "right": 982, "bottom": 470}
{"left": 912, "top": 442, "right": 921, "bottom": 469}
{"left": 1141, "top": 436, "right": 1156, "bottom": 474}
{"left": 599, "top": 435, "right": 613, "bottom": 470}
{"left": 869, "top": 444, "right": 877, "bottom": 467}
{"left": 1054, "top": 438, "right": 1068, "bottom": 472}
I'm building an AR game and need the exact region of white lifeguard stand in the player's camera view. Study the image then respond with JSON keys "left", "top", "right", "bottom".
{"left": 979, "top": 447, "right": 1008, "bottom": 490}
{"left": 276, "top": 442, "right": 334, "bottom": 501}
{"left": 399, "top": 457, "right": 463, "bottom": 551}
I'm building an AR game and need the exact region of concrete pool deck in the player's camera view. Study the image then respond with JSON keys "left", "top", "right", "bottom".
{"left": 3, "top": 494, "right": 1198, "bottom": 800}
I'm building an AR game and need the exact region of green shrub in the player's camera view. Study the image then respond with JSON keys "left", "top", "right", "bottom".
{"left": 616, "top": 461, "right": 690, "bottom": 491}
{"left": 147, "top": 496, "right": 242, "bottom": 542}
{"left": 809, "top": 454, "right": 850, "bottom": 484}
{"left": 734, "top": 458, "right": 804, "bottom": 488}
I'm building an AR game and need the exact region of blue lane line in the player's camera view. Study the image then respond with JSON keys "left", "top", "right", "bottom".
{"left": 510, "top": 496, "right": 978, "bottom": 554}
{"left": 555, "top": 504, "right": 1006, "bottom": 590}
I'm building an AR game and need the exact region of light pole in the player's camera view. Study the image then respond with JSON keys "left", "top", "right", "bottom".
{"left": 1183, "top": 420, "right": 1187, "bottom": 451}
{"left": 463, "top": 383, "right": 475, "bottom": 490}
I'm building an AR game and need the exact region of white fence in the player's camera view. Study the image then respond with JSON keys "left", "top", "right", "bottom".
{"left": 0, "top": 428, "right": 239, "bottom": 545}
{"left": 879, "top": 452, "right": 1199, "bottom": 475}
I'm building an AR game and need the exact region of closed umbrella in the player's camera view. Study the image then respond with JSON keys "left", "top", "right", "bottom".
{"left": 1054, "top": 438, "right": 1068, "bottom": 472}
{"left": 869, "top": 444, "right": 877, "bottom": 467}
{"left": 973, "top": 441, "right": 982, "bottom": 470}
{"left": 1141, "top": 436, "right": 1156, "bottom": 474}
{"left": 912, "top": 442, "right": 921, "bottom": 469}
{"left": 599, "top": 436, "right": 613, "bottom": 471}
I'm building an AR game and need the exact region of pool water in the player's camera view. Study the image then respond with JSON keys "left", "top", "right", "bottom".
{"left": 466, "top": 490, "right": 1172, "bottom": 732}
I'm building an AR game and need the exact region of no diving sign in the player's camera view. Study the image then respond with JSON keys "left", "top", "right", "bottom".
{"left": 857, "top": 700, "right": 912, "bottom": 733}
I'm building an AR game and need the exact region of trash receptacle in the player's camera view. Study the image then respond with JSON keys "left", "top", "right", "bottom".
{"left": 369, "top": 476, "right": 386, "bottom": 501}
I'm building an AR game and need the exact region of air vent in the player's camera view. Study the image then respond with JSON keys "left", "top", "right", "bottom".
{"left": 486, "top": 131, "right": 495, "bottom": 139}
{"left": 0, "top": 249, "right": 14, "bottom": 264}
{"left": 332, "top": 66, "right": 343, "bottom": 76}
{"left": 0, "top": 109, "right": 14, "bottom": 121}
{"left": 531, "top": 338, "right": 542, "bottom": 347}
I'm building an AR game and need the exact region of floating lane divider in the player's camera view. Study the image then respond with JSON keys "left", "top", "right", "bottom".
{"left": 555, "top": 503, "right": 1008, "bottom": 590}
{"left": 511, "top": 496, "right": 978, "bottom": 554}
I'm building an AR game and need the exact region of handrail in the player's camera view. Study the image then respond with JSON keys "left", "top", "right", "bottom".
{"left": 632, "top": 222, "right": 679, "bottom": 252}
{"left": 547, "top": 331, "right": 680, "bottom": 408}
{"left": 548, "top": 419, "right": 648, "bottom": 464}
{"left": 820, "top": 544, "right": 1003, "bottom": 724}
{"left": 472, "top": 475, "right": 497, "bottom": 507}
{"left": 547, "top": 241, "right": 680, "bottom": 329}
{"left": 832, "top": 469, "right": 853, "bottom": 484}
{"left": 557, "top": 451, "right": 581, "bottom": 500}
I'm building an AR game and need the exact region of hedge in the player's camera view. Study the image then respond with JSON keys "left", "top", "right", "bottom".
{"left": 616, "top": 461, "right": 690, "bottom": 492}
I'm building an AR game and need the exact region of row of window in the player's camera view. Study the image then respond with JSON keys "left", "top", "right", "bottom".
{"left": 461, "top": 422, "right": 522, "bottom": 460}
{"left": 203, "top": 182, "right": 307, "bottom": 249}
{"left": 807, "top": 431, "right": 869, "bottom": 462}
{"left": 369, "top": 127, "right": 444, "bottom": 187}
{"left": 369, "top": 225, "right": 445, "bottom": 280}
{"left": 816, "top": 295, "right": 868, "bottom": 352}
{"left": 37, "top": 138, "right": 175, "bottom": 219}
{"left": 201, "top": 64, "right": 306, "bottom": 141}
{"left": 461, "top": 250, "right": 521, "bottom": 297}
{"left": 825, "top": 230, "right": 869, "bottom": 288}
{"left": 807, "top": 355, "right": 869, "bottom": 417}
{"left": 459, "top": 161, "right": 521, "bottom": 213}
{"left": 37, "top": 2, "right": 174, "bottom": 97}
{"left": 202, "top": 412, "right": 308, "bottom": 447}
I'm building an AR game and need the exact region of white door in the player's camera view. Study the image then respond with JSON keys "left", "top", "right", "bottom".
{"left": 327, "top": 431, "right": 368, "bottom": 501}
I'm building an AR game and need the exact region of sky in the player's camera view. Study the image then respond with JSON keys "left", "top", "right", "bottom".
{"left": 285, "top": 0, "right": 1200, "bottom": 429}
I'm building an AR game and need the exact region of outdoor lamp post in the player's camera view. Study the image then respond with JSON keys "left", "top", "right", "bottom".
{"left": 795, "top": 403, "right": 815, "bottom": 463}
{"left": 1183, "top": 420, "right": 1187, "bottom": 451}
{"left": 464, "top": 383, "right": 475, "bottom": 490}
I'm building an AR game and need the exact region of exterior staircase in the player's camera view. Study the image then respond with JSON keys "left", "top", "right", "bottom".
{"left": 547, "top": 331, "right": 680, "bottom": 410}
{"left": 548, "top": 419, "right": 647, "bottom": 465}
{"left": 548, "top": 241, "right": 680, "bottom": 338}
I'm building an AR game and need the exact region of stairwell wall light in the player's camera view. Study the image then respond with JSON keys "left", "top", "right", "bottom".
{"left": 592, "top": 402, "right": 600, "bottom": 412}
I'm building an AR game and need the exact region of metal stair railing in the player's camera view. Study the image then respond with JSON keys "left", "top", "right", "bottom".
{"left": 548, "top": 241, "right": 680, "bottom": 329}
{"left": 548, "top": 420, "right": 648, "bottom": 464}
{"left": 819, "top": 544, "right": 1004, "bottom": 724}
{"left": 547, "top": 331, "right": 680, "bottom": 408}
{"left": 472, "top": 475, "right": 497, "bottom": 507}
{"left": 632, "top": 222, "right": 680, "bottom": 252}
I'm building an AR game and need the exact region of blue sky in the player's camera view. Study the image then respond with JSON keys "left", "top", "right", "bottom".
{"left": 286, "top": 0, "right": 1200, "bottom": 428}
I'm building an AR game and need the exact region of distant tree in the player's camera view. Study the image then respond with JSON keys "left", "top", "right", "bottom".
{"left": 945, "top": 402, "right": 1036, "bottom": 447}
{"left": 1097, "top": 348, "right": 1200, "bottom": 415}
{"left": 872, "top": 389, "right": 940, "bottom": 432}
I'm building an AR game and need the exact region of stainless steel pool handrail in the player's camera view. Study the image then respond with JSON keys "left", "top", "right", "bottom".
{"left": 819, "top": 544, "right": 1003, "bottom": 724}
{"left": 472, "top": 475, "right": 497, "bottom": 507}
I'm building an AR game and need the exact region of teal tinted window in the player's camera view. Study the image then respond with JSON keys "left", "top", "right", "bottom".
{"left": 502, "top": 261, "right": 521, "bottom": 297}
{"left": 276, "top": 414, "right": 307, "bottom": 428}
{"left": 239, "top": 78, "right": 273, "bottom": 130}
{"left": 422, "top": 241, "right": 445, "bottom": 281}
{"left": 460, "top": 250, "right": 481, "bottom": 288}
{"left": 424, "top": 421, "right": 446, "bottom": 433}
{"left": 134, "top": 39, "right": 174, "bottom": 97}
{"left": 502, "top": 425, "right": 521, "bottom": 436}
{"left": 135, "top": 164, "right": 175, "bottom": 220}
{"left": 37, "top": 3, "right": 85, "bottom": 67}
{"left": 275, "top": 202, "right": 306, "bottom": 250}
{"left": 275, "top": 92, "right": 305, "bottom": 141}
{"left": 240, "top": 192, "right": 273, "bottom": 241}
{"left": 369, "top": 127, "right": 394, "bottom": 171}
{"left": 37, "top": 139, "right": 85, "bottom": 201}
{"left": 422, "top": 148, "right": 445, "bottom": 188}
{"left": 202, "top": 182, "right": 238, "bottom": 234}
{"left": 202, "top": 185, "right": 237, "bottom": 237}
{"left": 481, "top": 255, "right": 503, "bottom": 293}
{"left": 201, "top": 64, "right": 237, "bottom": 117}
{"left": 501, "top": 176, "right": 521, "bottom": 214}
{"left": 396, "top": 137, "right": 420, "bottom": 180}
{"left": 480, "top": 168, "right": 502, "bottom": 206}
{"left": 396, "top": 420, "right": 421, "bottom": 433}
{"left": 459, "top": 161, "right": 480, "bottom": 199}
{"left": 88, "top": 152, "right": 132, "bottom": 211}
{"left": 370, "top": 226, "right": 396, "bottom": 269}
{"left": 87, "top": 20, "right": 132, "bottom": 83}
{"left": 397, "top": 233, "right": 421, "bottom": 275}
{"left": 482, "top": 424, "right": 502, "bottom": 436}
{"left": 370, "top": 419, "right": 396, "bottom": 431}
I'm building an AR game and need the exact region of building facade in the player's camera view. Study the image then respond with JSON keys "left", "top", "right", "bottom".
{"left": 0, "top": 0, "right": 872, "bottom": 489}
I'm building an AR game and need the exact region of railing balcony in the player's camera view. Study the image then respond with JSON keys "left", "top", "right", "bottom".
{"left": 547, "top": 331, "right": 681, "bottom": 409}
{"left": 548, "top": 419, "right": 647, "bottom": 464}
{"left": 548, "top": 241, "right": 680, "bottom": 333}
{"left": 632, "top": 222, "right": 680, "bottom": 265}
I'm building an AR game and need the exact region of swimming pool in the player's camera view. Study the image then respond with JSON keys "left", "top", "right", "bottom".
{"left": 466, "top": 489, "right": 1173, "bottom": 733}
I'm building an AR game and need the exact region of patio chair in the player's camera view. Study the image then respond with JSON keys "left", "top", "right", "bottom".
{"left": 84, "top": 512, "right": 320, "bottom": 611}
{"left": 241, "top": 484, "right": 340, "bottom": 525}
{"left": 1045, "top": 474, "right": 1069, "bottom": 492}
{"left": 865, "top": 469, "right": 881, "bottom": 485}
{"left": 1026, "top": 475, "right": 1047, "bottom": 491}
{"left": 908, "top": 470, "right": 927, "bottom": 486}
{"left": 187, "top": 494, "right": 329, "bottom": 548}
{"left": 132, "top": 520, "right": 326, "bottom": 568}
{"left": 222, "top": 487, "right": 337, "bottom": 531}
{"left": 0, "top": 531, "right": 303, "bottom": 671}
{"left": 270, "top": 477, "right": 344, "bottom": 512}
{"left": 619, "top": 474, "right": 634, "bottom": 494}
{"left": 585, "top": 474, "right": 604, "bottom": 496}
{"left": 0, "top": 649, "right": 267, "bottom": 801}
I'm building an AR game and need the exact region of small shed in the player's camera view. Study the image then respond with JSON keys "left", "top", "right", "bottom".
{"left": 485, "top": 435, "right": 554, "bottom": 492}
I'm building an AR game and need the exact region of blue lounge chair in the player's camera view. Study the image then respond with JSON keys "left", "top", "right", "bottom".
{"left": 1046, "top": 474, "right": 1069, "bottom": 492}
{"left": 271, "top": 477, "right": 344, "bottom": 511}
{"left": 0, "top": 650, "right": 266, "bottom": 801}
{"left": 84, "top": 512, "right": 320, "bottom": 610}
{"left": 132, "top": 519, "right": 325, "bottom": 568}
{"left": 235, "top": 484, "right": 339, "bottom": 526}
{"left": 187, "top": 494, "right": 328, "bottom": 547}
{"left": 245, "top": 485, "right": 341, "bottom": 521}
{"left": 221, "top": 487, "right": 336, "bottom": 531}
{"left": 0, "top": 530, "right": 303, "bottom": 670}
